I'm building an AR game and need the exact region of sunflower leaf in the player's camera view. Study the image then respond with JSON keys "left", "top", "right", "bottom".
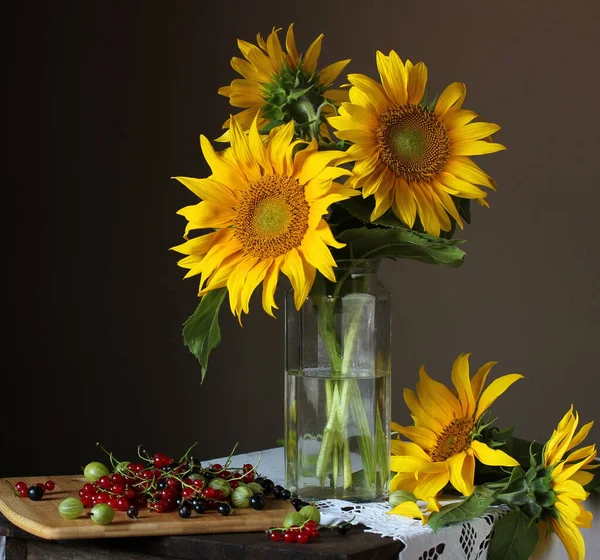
{"left": 427, "top": 487, "right": 496, "bottom": 532}
{"left": 487, "top": 510, "right": 539, "bottom": 560}
{"left": 336, "top": 227, "right": 465, "bottom": 268}
{"left": 182, "top": 287, "right": 227, "bottom": 383}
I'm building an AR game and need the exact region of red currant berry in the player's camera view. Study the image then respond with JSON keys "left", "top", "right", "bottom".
{"left": 18, "top": 488, "right": 28, "bottom": 497}
{"left": 110, "top": 473, "right": 125, "bottom": 485}
{"left": 210, "top": 463, "right": 223, "bottom": 471}
{"left": 117, "top": 497, "right": 130, "bottom": 511}
{"left": 269, "top": 530, "right": 282, "bottom": 542}
{"left": 161, "top": 488, "right": 176, "bottom": 500}
{"left": 182, "top": 487, "right": 194, "bottom": 498}
{"left": 110, "top": 483, "right": 125, "bottom": 495}
{"left": 15, "top": 482, "right": 27, "bottom": 492}
{"left": 98, "top": 476, "right": 112, "bottom": 489}
{"left": 304, "top": 520, "right": 317, "bottom": 531}
{"left": 310, "top": 529, "right": 320, "bottom": 539}
{"left": 242, "top": 473, "right": 255, "bottom": 483}
{"left": 297, "top": 532, "right": 310, "bottom": 544}
{"left": 166, "top": 478, "right": 181, "bottom": 490}
{"left": 108, "top": 497, "right": 119, "bottom": 510}
{"left": 153, "top": 453, "right": 166, "bottom": 468}
{"left": 213, "top": 489, "right": 224, "bottom": 501}
{"left": 153, "top": 501, "right": 169, "bottom": 514}
{"left": 96, "top": 492, "right": 109, "bottom": 504}
{"left": 202, "top": 487, "right": 215, "bottom": 499}
{"left": 283, "top": 530, "right": 297, "bottom": 543}
{"left": 44, "top": 480, "right": 55, "bottom": 491}
{"left": 229, "top": 480, "right": 239, "bottom": 490}
{"left": 81, "top": 496, "right": 93, "bottom": 508}
{"left": 82, "top": 483, "right": 95, "bottom": 494}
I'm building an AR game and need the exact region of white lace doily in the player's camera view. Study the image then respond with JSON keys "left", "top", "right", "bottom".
{"left": 208, "top": 447, "right": 507, "bottom": 560}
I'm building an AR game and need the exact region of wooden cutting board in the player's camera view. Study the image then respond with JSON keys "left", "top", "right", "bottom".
{"left": 0, "top": 475, "right": 294, "bottom": 540}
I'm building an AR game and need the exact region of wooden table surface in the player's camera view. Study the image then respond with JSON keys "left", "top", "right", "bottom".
{"left": 0, "top": 512, "right": 405, "bottom": 560}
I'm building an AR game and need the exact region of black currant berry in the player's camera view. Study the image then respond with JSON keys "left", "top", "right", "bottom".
{"left": 281, "top": 489, "right": 291, "bottom": 500}
{"left": 249, "top": 493, "right": 265, "bottom": 510}
{"left": 261, "top": 478, "right": 275, "bottom": 495}
{"left": 27, "top": 486, "right": 44, "bottom": 501}
{"left": 337, "top": 522, "right": 352, "bottom": 535}
{"left": 127, "top": 506, "right": 139, "bottom": 519}
{"left": 216, "top": 503, "right": 231, "bottom": 516}
{"left": 157, "top": 480, "right": 167, "bottom": 491}
{"left": 178, "top": 504, "right": 192, "bottom": 518}
{"left": 290, "top": 498, "right": 309, "bottom": 511}
{"left": 194, "top": 502, "right": 206, "bottom": 514}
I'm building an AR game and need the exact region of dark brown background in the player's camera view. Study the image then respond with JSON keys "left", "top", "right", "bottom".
{"left": 4, "top": 0, "right": 599, "bottom": 477}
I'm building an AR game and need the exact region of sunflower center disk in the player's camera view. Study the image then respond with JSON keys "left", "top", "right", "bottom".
{"left": 430, "top": 417, "right": 474, "bottom": 462}
{"left": 376, "top": 104, "right": 450, "bottom": 182}
{"left": 235, "top": 174, "right": 309, "bottom": 258}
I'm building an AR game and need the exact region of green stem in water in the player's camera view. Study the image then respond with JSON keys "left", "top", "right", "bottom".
{"left": 314, "top": 272, "right": 380, "bottom": 492}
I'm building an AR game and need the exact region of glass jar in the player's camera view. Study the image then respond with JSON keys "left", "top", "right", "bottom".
{"left": 284, "top": 259, "right": 391, "bottom": 502}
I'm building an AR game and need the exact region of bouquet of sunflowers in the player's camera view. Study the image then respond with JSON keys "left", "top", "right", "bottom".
{"left": 171, "top": 24, "right": 502, "bottom": 377}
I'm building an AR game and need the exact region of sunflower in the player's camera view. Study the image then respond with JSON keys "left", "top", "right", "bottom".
{"left": 541, "top": 407, "right": 596, "bottom": 560}
{"left": 328, "top": 50, "right": 505, "bottom": 236}
{"left": 390, "top": 353, "right": 521, "bottom": 499}
{"left": 217, "top": 24, "right": 350, "bottom": 140}
{"left": 171, "top": 116, "right": 356, "bottom": 320}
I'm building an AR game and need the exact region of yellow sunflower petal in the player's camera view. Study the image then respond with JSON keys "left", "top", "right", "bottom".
{"left": 240, "top": 258, "right": 272, "bottom": 314}
{"left": 281, "top": 247, "right": 313, "bottom": 310}
{"left": 450, "top": 353, "right": 476, "bottom": 417}
{"left": 470, "top": 361, "right": 497, "bottom": 402}
{"left": 176, "top": 201, "right": 236, "bottom": 229}
{"left": 320, "top": 59, "right": 351, "bottom": 85}
{"left": 475, "top": 374, "right": 523, "bottom": 421}
{"left": 266, "top": 28, "right": 285, "bottom": 71}
{"left": 347, "top": 73, "right": 389, "bottom": 113}
{"left": 390, "top": 455, "right": 431, "bottom": 473}
{"left": 395, "top": 425, "right": 437, "bottom": 450}
{"left": 568, "top": 421, "right": 595, "bottom": 452}
{"left": 390, "top": 472, "right": 419, "bottom": 494}
{"left": 434, "top": 82, "right": 466, "bottom": 118}
{"left": 447, "top": 452, "right": 473, "bottom": 497}
{"left": 388, "top": 500, "right": 425, "bottom": 522}
{"left": 403, "top": 388, "right": 445, "bottom": 434}
{"left": 285, "top": 24, "right": 299, "bottom": 64}
{"left": 230, "top": 116, "right": 261, "bottom": 181}
{"left": 554, "top": 480, "right": 588, "bottom": 502}
{"left": 391, "top": 439, "right": 433, "bottom": 461}
{"left": 226, "top": 256, "right": 259, "bottom": 319}
{"left": 299, "top": 228, "right": 337, "bottom": 282}
{"left": 376, "top": 50, "right": 407, "bottom": 106}
{"left": 268, "top": 121, "right": 295, "bottom": 175}
{"left": 413, "top": 471, "right": 449, "bottom": 500}
{"left": 200, "top": 135, "right": 247, "bottom": 188}
{"left": 303, "top": 33, "right": 323, "bottom": 73}
{"left": 417, "top": 366, "right": 462, "bottom": 423}
{"left": 471, "top": 440, "right": 519, "bottom": 467}
{"left": 173, "top": 177, "right": 238, "bottom": 207}
{"left": 261, "top": 256, "right": 285, "bottom": 317}
{"left": 451, "top": 140, "right": 506, "bottom": 156}
{"left": 570, "top": 470, "right": 594, "bottom": 487}
{"left": 392, "top": 177, "right": 418, "bottom": 228}
{"left": 407, "top": 61, "right": 427, "bottom": 104}
{"left": 550, "top": 517, "right": 586, "bottom": 560}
